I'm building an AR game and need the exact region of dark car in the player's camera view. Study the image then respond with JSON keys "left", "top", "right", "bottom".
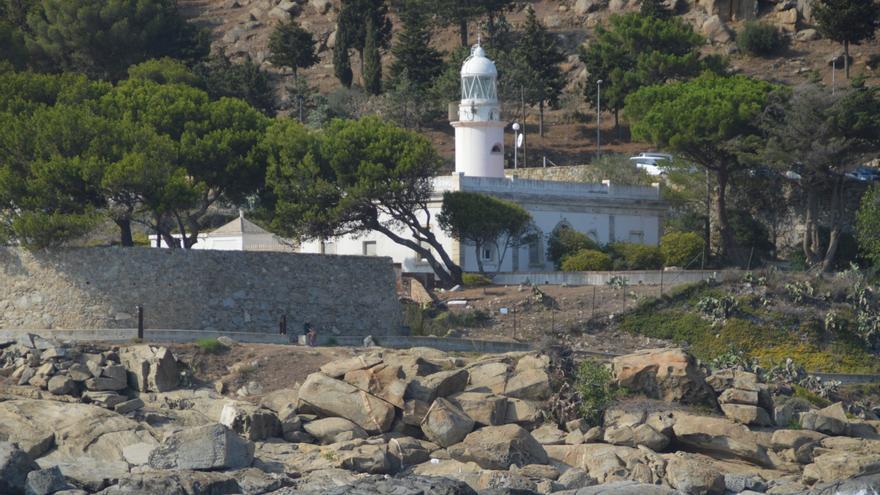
{"left": 846, "top": 166, "right": 880, "bottom": 183}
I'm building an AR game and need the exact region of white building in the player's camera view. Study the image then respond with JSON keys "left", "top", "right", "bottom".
{"left": 151, "top": 211, "right": 295, "bottom": 252}
{"left": 298, "top": 43, "right": 665, "bottom": 275}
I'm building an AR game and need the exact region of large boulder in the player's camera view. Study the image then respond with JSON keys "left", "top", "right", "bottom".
{"left": 118, "top": 345, "right": 178, "bottom": 392}
{"left": 98, "top": 470, "right": 242, "bottom": 495}
{"left": 420, "top": 398, "right": 475, "bottom": 448}
{"left": 465, "top": 362, "right": 510, "bottom": 394}
{"left": 218, "top": 403, "right": 281, "bottom": 441}
{"left": 671, "top": 413, "right": 772, "bottom": 466}
{"left": 448, "top": 392, "right": 507, "bottom": 426}
{"left": 25, "top": 466, "right": 73, "bottom": 495}
{"left": 320, "top": 354, "right": 383, "bottom": 379}
{"left": 303, "top": 417, "right": 367, "bottom": 444}
{"left": 665, "top": 453, "right": 726, "bottom": 495}
{"left": 447, "top": 424, "right": 548, "bottom": 470}
{"left": 0, "top": 442, "right": 39, "bottom": 495}
{"left": 148, "top": 424, "right": 254, "bottom": 470}
{"left": 572, "top": 481, "right": 679, "bottom": 494}
{"left": 503, "top": 368, "right": 551, "bottom": 401}
{"left": 611, "top": 349, "right": 716, "bottom": 406}
{"left": 803, "top": 451, "right": 880, "bottom": 484}
{"left": 406, "top": 369, "right": 469, "bottom": 402}
{"left": 298, "top": 372, "right": 396, "bottom": 434}
{"left": 344, "top": 363, "right": 407, "bottom": 409}
{"left": 720, "top": 404, "right": 772, "bottom": 426}
{"left": 771, "top": 429, "right": 827, "bottom": 450}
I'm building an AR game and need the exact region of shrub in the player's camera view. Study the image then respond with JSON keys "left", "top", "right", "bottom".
{"left": 196, "top": 338, "right": 225, "bottom": 354}
{"left": 856, "top": 185, "right": 880, "bottom": 268}
{"left": 561, "top": 249, "right": 612, "bottom": 272}
{"left": 608, "top": 242, "right": 663, "bottom": 270}
{"left": 548, "top": 227, "right": 599, "bottom": 268}
{"left": 575, "top": 360, "right": 618, "bottom": 426}
{"left": 737, "top": 21, "right": 786, "bottom": 56}
{"left": 462, "top": 273, "right": 492, "bottom": 287}
{"left": 660, "top": 231, "right": 704, "bottom": 267}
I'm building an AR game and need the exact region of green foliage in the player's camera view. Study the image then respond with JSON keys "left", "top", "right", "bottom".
{"left": 608, "top": 242, "right": 663, "bottom": 270}
{"left": 640, "top": 0, "right": 674, "bottom": 19}
{"left": 784, "top": 280, "right": 815, "bottom": 303}
{"left": 128, "top": 58, "right": 199, "bottom": 86}
{"left": 462, "top": 273, "right": 492, "bottom": 286}
{"left": 195, "top": 337, "right": 226, "bottom": 354}
{"left": 813, "top": 0, "right": 880, "bottom": 74}
{"left": 25, "top": 0, "right": 209, "bottom": 80}
{"left": 438, "top": 191, "right": 533, "bottom": 273}
{"left": 332, "top": 32, "right": 353, "bottom": 87}
{"left": 561, "top": 249, "right": 612, "bottom": 272}
{"left": 660, "top": 231, "right": 704, "bottom": 267}
{"left": 857, "top": 185, "right": 880, "bottom": 268}
{"left": 508, "top": 6, "right": 565, "bottom": 124}
{"left": 578, "top": 13, "right": 713, "bottom": 126}
{"left": 363, "top": 17, "right": 382, "bottom": 95}
{"left": 11, "top": 211, "right": 100, "bottom": 249}
{"left": 547, "top": 226, "right": 599, "bottom": 269}
{"left": 578, "top": 154, "right": 656, "bottom": 186}
{"left": 268, "top": 20, "right": 319, "bottom": 75}
{"left": 737, "top": 22, "right": 786, "bottom": 56}
{"left": 389, "top": 8, "right": 443, "bottom": 91}
{"left": 193, "top": 54, "right": 276, "bottom": 115}
{"left": 403, "top": 303, "right": 491, "bottom": 336}
{"left": 575, "top": 360, "right": 618, "bottom": 426}
{"left": 792, "top": 384, "right": 832, "bottom": 408}
{"left": 695, "top": 295, "right": 737, "bottom": 322}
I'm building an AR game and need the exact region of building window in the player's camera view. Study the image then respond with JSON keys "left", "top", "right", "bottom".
{"left": 481, "top": 245, "right": 495, "bottom": 262}
{"left": 362, "top": 241, "right": 377, "bottom": 256}
{"left": 491, "top": 143, "right": 502, "bottom": 153}
{"left": 628, "top": 231, "right": 645, "bottom": 244}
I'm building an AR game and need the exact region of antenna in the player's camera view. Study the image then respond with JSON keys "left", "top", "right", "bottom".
{"left": 477, "top": 33, "right": 481, "bottom": 46}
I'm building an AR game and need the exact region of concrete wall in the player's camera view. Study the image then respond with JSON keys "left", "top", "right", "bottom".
{"left": 0, "top": 248, "right": 401, "bottom": 335}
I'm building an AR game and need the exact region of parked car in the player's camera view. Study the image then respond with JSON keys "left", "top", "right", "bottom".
{"left": 846, "top": 166, "right": 880, "bottom": 183}
{"left": 629, "top": 152, "right": 673, "bottom": 176}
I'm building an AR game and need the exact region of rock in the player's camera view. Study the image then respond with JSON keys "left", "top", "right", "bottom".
{"left": 531, "top": 424, "right": 566, "bottom": 445}
{"left": 406, "top": 369, "right": 469, "bottom": 402}
{"left": 82, "top": 391, "right": 126, "bottom": 409}
{"left": 337, "top": 443, "right": 392, "bottom": 474}
{"left": 67, "top": 364, "right": 91, "bottom": 382}
{"left": 801, "top": 410, "right": 847, "bottom": 435}
{"left": 447, "top": 424, "right": 547, "bottom": 470}
{"left": 610, "top": 349, "right": 716, "bottom": 406}
{"left": 448, "top": 392, "right": 507, "bottom": 426}
{"left": 566, "top": 419, "right": 589, "bottom": 433}
{"left": 47, "top": 376, "right": 75, "bottom": 396}
{"left": 719, "top": 388, "right": 759, "bottom": 405}
{"left": 344, "top": 363, "right": 407, "bottom": 409}
{"left": 25, "top": 466, "right": 72, "bottom": 495}
{"left": 99, "top": 471, "right": 241, "bottom": 495}
{"left": 574, "top": 0, "right": 602, "bottom": 14}
{"left": 721, "top": 404, "right": 772, "bottom": 426}
{"left": 702, "top": 15, "right": 733, "bottom": 44}
{"left": 121, "top": 442, "right": 154, "bottom": 466}
{"left": 503, "top": 368, "right": 551, "bottom": 401}
{"left": 421, "top": 397, "right": 475, "bottom": 448}
{"left": 119, "top": 345, "right": 178, "bottom": 393}
{"left": 807, "top": 471, "right": 880, "bottom": 494}
{"left": 294, "top": 474, "right": 477, "bottom": 495}
{"left": 771, "top": 429, "right": 826, "bottom": 450}
{"left": 84, "top": 376, "right": 126, "bottom": 392}
{"left": 219, "top": 403, "right": 282, "bottom": 441}
{"left": 321, "top": 354, "right": 385, "bottom": 379}
{"left": 567, "top": 480, "right": 677, "bottom": 494}
{"left": 665, "top": 453, "right": 726, "bottom": 495}
{"left": 511, "top": 463, "right": 560, "bottom": 480}
{"left": 466, "top": 362, "right": 510, "bottom": 394}
{"left": 604, "top": 424, "right": 669, "bottom": 451}
{"left": 403, "top": 399, "right": 430, "bottom": 426}
{"left": 504, "top": 398, "right": 542, "bottom": 426}
{"left": 303, "top": 417, "right": 367, "bottom": 444}
{"left": 148, "top": 424, "right": 254, "bottom": 470}
{"left": 298, "top": 372, "right": 396, "bottom": 434}
{"left": 565, "top": 430, "right": 585, "bottom": 445}
{"left": 724, "top": 473, "right": 767, "bottom": 493}
{"left": 113, "top": 398, "right": 144, "bottom": 415}
{"left": 584, "top": 426, "right": 604, "bottom": 442}
{"left": 775, "top": 7, "right": 798, "bottom": 31}
{"left": 310, "top": 0, "right": 332, "bottom": 14}
{"left": 557, "top": 467, "right": 595, "bottom": 489}
{"left": 672, "top": 413, "right": 772, "bottom": 466}
{"left": 796, "top": 28, "right": 820, "bottom": 41}
{"left": 259, "top": 387, "right": 298, "bottom": 413}
{"left": 0, "top": 442, "right": 39, "bottom": 495}
{"left": 386, "top": 436, "right": 431, "bottom": 469}
{"left": 803, "top": 451, "right": 880, "bottom": 484}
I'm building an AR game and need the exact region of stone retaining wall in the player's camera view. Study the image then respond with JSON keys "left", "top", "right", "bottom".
{"left": 0, "top": 247, "right": 401, "bottom": 335}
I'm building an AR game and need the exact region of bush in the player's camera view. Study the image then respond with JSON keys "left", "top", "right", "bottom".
{"left": 660, "top": 231, "right": 704, "bottom": 267}
{"left": 575, "top": 360, "right": 618, "bottom": 426}
{"left": 608, "top": 242, "right": 663, "bottom": 270}
{"left": 548, "top": 227, "right": 599, "bottom": 268}
{"left": 196, "top": 338, "right": 225, "bottom": 354}
{"left": 856, "top": 185, "right": 880, "bottom": 268}
{"left": 561, "top": 249, "right": 612, "bottom": 271}
{"left": 462, "top": 273, "right": 492, "bottom": 287}
{"left": 737, "top": 22, "right": 786, "bottom": 56}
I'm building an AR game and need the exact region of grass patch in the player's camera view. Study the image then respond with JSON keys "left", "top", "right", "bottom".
{"left": 403, "top": 302, "right": 492, "bottom": 337}
{"left": 462, "top": 273, "right": 492, "bottom": 287}
{"left": 792, "top": 384, "right": 832, "bottom": 408}
{"left": 195, "top": 338, "right": 226, "bottom": 354}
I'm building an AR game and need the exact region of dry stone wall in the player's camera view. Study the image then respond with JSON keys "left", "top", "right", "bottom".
{"left": 0, "top": 247, "right": 401, "bottom": 335}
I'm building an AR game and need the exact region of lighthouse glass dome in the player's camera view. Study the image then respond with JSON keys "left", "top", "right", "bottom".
{"left": 460, "top": 44, "right": 497, "bottom": 102}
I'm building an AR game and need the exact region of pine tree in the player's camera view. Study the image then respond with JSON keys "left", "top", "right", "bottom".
{"left": 337, "top": 0, "right": 391, "bottom": 78}
{"left": 363, "top": 17, "right": 382, "bottom": 95}
{"left": 268, "top": 20, "right": 319, "bottom": 76}
{"left": 389, "top": 8, "right": 443, "bottom": 90}
{"left": 640, "top": 0, "right": 674, "bottom": 19}
{"left": 513, "top": 6, "right": 565, "bottom": 136}
{"left": 333, "top": 31, "right": 353, "bottom": 87}
{"left": 813, "top": 0, "right": 880, "bottom": 78}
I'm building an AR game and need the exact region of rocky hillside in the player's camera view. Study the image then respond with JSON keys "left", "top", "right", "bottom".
{"left": 2, "top": 333, "right": 880, "bottom": 493}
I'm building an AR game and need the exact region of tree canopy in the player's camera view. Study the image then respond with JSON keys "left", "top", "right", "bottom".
{"left": 857, "top": 184, "right": 880, "bottom": 269}
{"left": 438, "top": 191, "right": 533, "bottom": 273}
{"left": 813, "top": 0, "right": 880, "bottom": 78}
{"left": 268, "top": 20, "right": 319, "bottom": 76}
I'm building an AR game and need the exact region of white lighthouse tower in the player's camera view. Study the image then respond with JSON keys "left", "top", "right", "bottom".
{"left": 451, "top": 42, "right": 506, "bottom": 178}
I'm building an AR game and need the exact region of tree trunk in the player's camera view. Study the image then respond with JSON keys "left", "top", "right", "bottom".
{"left": 821, "top": 177, "right": 845, "bottom": 272}
{"left": 844, "top": 40, "right": 850, "bottom": 79}
{"left": 715, "top": 168, "right": 733, "bottom": 261}
{"left": 803, "top": 187, "right": 822, "bottom": 264}
{"left": 475, "top": 243, "right": 484, "bottom": 274}
{"left": 459, "top": 18, "right": 468, "bottom": 47}
{"left": 115, "top": 218, "right": 133, "bottom": 247}
{"left": 704, "top": 168, "right": 711, "bottom": 265}
{"left": 539, "top": 101, "right": 544, "bottom": 138}
{"left": 614, "top": 109, "right": 620, "bottom": 139}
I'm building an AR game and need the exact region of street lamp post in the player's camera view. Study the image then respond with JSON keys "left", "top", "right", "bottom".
{"left": 512, "top": 122, "right": 521, "bottom": 169}
{"left": 596, "top": 80, "right": 603, "bottom": 155}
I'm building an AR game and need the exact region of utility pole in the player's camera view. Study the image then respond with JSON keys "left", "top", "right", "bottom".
{"left": 521, "top": 85, "right": 527, "bottom": 168}
{"left": 596, "top": 80, "right": 603, "bottom": 155}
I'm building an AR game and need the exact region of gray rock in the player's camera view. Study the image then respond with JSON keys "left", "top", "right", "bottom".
{"left": 25, "top": 466, "right": 73, "bottom": 495}
{"left": 292, "top": 474, "right": 476, "bottom": 495}
{"left": 724, "top": 473, "right": 767, "bottom": 493}
{"left": 82, "top": 391, "right": 126, "bottom": 409}
{"left": 114, "top": 398, "right": 144, "bottom": 415}
{"left": 0, "top": 442, "right": 39, "bottom": 495}
{"left": 406, "top": 369, "right": 469, "bottom": 402}
{"left": 558, "top": 467, "right": 595, "bottom": 489}
{"left": 801, "top": 411, "right": 847, "bottom": 435}
{"left": 119, "top": 345, "right": 178, "bottom": 393}
{"left": 98, "top": 470, "right": 241, "bottom": 495}
{"left": 298, "top": 372, "right": 396, "bottom": 434}
{"left": 148, "top": 424, "right": 254, "bottom": 471}
{"left": 67, "top": 364, "right": 91, "bottom": 382}
{"left": 531, "top": 423, "right": 566, "bottom": 445}
{"left": 448, "top": 392, "right": 507, "bottom": 426}
{"left": 303, "top": 417, "right": 367, "bottom": 444}
{"left": 447, "top": 424, "right": 547, "bottom": 470}
{"left": 420, "top": 397, "right": 474, "bottom": 448}
{"left": 573, "top": 481, "right": 679, "bottom": 494}
{"left": 47, "top": 375, "right": 75, "bottom": 395}
{"left": 219, "top": 403, "right": 281, "bottom": 441}
{"left": 503, "top": 368, "right": 551, "bottom": 401}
